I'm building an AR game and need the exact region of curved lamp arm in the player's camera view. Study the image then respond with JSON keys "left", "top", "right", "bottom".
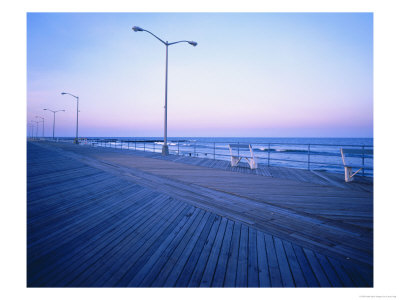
{"left": 133, "top": 26, "right": 166, "bottom": 45}
{"left": 167, "top": 40, "right": 197, "bottom": 47}
{"left": 61, "top": 92, "right": 78, "bottom": 99}
{"left": 132, "top": 26, "right": 197, "bottom": 47}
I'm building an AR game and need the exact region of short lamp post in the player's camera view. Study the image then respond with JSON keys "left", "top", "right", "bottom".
{"left": 27, "top": 124, "right": 34, "bottom": 139}
{"left": 132, "top": 26, "right": 197, "bottom": 155}
{"left": 35, "top": 116, "right": 45, "bottom": 138}
{"left": 31, "top": 120, "right": 40, "bottom": 140}
{"left": 43, "top": 109, "right": 65, "bottom": 139}
{"left": 61, "top": 92, "right": 79, "bottom": 144}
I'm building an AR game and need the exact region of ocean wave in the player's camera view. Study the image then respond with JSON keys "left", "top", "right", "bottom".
{"left": 254, "top": 148, "right": 308, "bottom": 154}
{"left": 154, "top": 142, "right": 176, "bottom": 146}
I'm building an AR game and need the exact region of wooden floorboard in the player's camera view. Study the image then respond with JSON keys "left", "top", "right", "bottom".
{"left": 27, "top": 141, "right": 373, "bottom": 287}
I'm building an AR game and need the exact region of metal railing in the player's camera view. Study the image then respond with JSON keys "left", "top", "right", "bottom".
{"left": 38, "top": 138, "right": 374, "bottom": 177}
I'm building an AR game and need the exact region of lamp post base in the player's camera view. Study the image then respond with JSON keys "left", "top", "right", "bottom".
{"left": 162, "top": 144, "right": 169, "bottom": 156}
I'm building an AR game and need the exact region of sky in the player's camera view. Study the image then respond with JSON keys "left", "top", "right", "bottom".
{"left": 27, "top": 12, "right": 373, "bottom": 138}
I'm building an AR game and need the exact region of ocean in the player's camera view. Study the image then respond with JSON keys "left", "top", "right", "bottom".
{"left": 67, "top": 137, "right": 374, "bottom": 177}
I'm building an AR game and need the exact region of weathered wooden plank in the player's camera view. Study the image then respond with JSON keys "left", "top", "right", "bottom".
{"left": 109, "top": 204, "right": 193, "bottom": 287}
{"left": 291, "top": 244, "right": 319, "bottom": 287}
{"left": 70, "top": 196, "right": 180, "bottom": 287}
{"left": 187, "top": 217, "right": 222, "bottom": 287}
{"left": 95, "top": 201, "right": 188, "bottom": 286}
{"left": 127, "top": 207, "right": 200, "bottom": 286}
{"left": 256, "top": 231, "right": 270, "bottom": 287}
{"left": 273, "top": 237, "right": 295, "bottom": 287}
{"left": 223, "top": 222, "right": 241, "bottom": 287}
{"left": 282, "top": 240, "right": 307, "bottom": 287}
{"left": 199, "top": 218, "right": 228, "bottom": 287}
{"left": 28, "top": 183, "right": 145, "bottom": 243}
{"left": 235, "top": 225, "right": 249, "bottom": 287}
{"left": 303, "top": 248, "right": 331, "bottom": 287}
{"left": 326, "top": 257, "right": 356, "bottom": 287}
{"left": 154, "top": 211, "right": 212, "bottom": 287}
{"left": 315, "top": 252, "right": 343, "bottom": 287}
{"left": 163, "top": 212, "right": 215, "bottom": 287}
{"left": 174, "top": 215, "right": 220, "bottom": 287}
{"left": 264, "top": 234, "right": 283, "bottom": 287}
{"left": 247, "top": 227, "right": 259, "bottom": 287}
{"left": 30, "top": 193, "right": 174, "bottom": 286}
{"left": 28, "top": 188, "right": 158, "bottom": 260}
{"left": 211, "top": 220, "right": 234, "bottom": 287}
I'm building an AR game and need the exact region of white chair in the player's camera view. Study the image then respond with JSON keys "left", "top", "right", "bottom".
{"left": 228, "top": 144, "right": 258, "bottom": 169}
{"left": 340, "top": 148, "right": 373, "bottom": 182}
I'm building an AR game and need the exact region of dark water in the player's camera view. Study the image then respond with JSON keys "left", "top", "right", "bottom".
{"left": 73, "top": 137, "right": 373, "bottom": 176}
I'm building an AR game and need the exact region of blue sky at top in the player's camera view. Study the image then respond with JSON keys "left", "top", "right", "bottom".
{"left": 27, "top": 12, "right": 373, "bottom": 137}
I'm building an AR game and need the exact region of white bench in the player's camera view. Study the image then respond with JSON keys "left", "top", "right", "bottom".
{"left": 340, "top": 148, "right": 373, "bottom": 182}
{"left": 228, "top": 144, "right": 258, "bottom": 169}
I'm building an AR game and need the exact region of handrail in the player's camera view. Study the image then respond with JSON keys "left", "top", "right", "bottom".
{"left": 44, "top": 137, "right": 373, "bottom": 176}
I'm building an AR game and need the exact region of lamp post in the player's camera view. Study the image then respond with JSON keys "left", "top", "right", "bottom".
{"left": 27, "top": 124, "right": 33, "bottom": 139}
{"left": 35, "top": 116, "right": 45, "bottom": 138}
{"left": 61, "top": 92, "right": 79, "bottom": 144}
{"left": 31, "top": 120, "right": 39, "bottom": 140}
{"left": 132, "top": 26, "right": 197, "bottom": 155}
{"left": 43, "top": 109, "right": 65, "bottom": 139}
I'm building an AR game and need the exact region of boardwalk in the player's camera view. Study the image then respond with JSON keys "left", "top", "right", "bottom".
{"left": 27, "top": 141, "right": 373, "bottom": 287}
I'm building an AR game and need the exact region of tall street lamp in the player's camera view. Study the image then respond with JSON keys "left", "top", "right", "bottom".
{"left": 44, "top": 109, "right": 65, "bottom": 139}
{"left": 61, "top": 92, "right": 79, "bottom": 144}
{"left": 36, "top": 116, "right": 45, "bottom": 138}
{"left": 132, "top": 26, "right": 197, "bottom": 155}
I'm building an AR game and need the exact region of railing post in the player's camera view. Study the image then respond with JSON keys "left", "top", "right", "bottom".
{"left": 362, "top": 145, "right": 365, "bottom": 176}
{"left": 237, "top": 141, "right": 240, "bottom": 156}
{"left": 128, "top": 141, "right": 130, "bottom": 150}
{"left": 214, "top": 142, "right": 216, "bottom": 160}
{"left": 194, "top": 141, "right": 196, "bottom": 157}
{"left": 144, "top": 142, "right": 146, "bottom": 152}
{"left": 153, "top": 142, "right": 155, "bottom": 152}
{"left": 268, "top": 143, "right": 271, "bottom": 166}
{"left": 135, "top": 141, "right": 136, "bottom": 150}
{"left": 178, "top": 141, "right": 180, "bottom": 155}
{"left": 308, "top": 144, "right": 311, "bottom": 170}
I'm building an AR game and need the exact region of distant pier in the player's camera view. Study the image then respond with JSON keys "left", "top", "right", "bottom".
{"left": 27, "top": 141, "right": 373, "bottom": 287}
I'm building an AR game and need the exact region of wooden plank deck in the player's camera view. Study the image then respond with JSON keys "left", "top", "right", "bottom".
{"left": 27, "top": 141, "right": 373, "bottom": 287}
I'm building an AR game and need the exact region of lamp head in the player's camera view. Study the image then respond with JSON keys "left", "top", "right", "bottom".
{"left": 43, "top": 109, "right": 47, "bottom": 111}
{"left": 132, "top": 26, "right": 144, "bottom": 32}
{"left": 188, "top": 41, "right": 197, "bottom": 47}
